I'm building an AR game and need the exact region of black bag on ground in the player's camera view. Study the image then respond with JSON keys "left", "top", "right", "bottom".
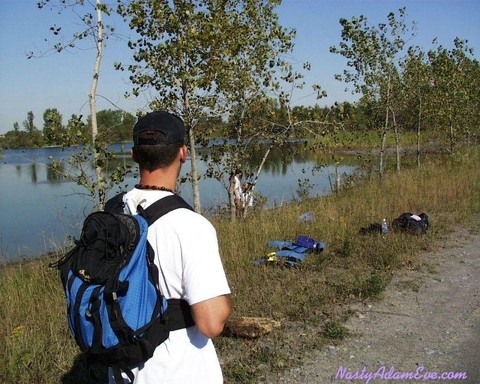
{"left": 392, "top": 212, "right": 429, "bottom": 235}
{"left": 359, "top": 222, "right": 383, "bottom": 235}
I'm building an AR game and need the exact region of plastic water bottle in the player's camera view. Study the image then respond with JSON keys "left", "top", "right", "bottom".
{"left": 381, "top": 218, "right": 389, "bottom": 235}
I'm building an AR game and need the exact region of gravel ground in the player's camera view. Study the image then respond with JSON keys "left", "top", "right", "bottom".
{"left": 263, "top": 225, "right": 480, "bottom": 384}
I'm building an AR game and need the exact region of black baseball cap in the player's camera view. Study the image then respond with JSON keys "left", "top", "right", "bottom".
{"left": 133, "top": 111, "right": 185, "bottom": 145}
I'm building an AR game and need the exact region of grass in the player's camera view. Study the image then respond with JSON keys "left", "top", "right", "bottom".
{"left": 1, "top": 145, "right": 479, "bottom": 383}
{"left": 324, "top": 320, "right": 349, "bottom": 340}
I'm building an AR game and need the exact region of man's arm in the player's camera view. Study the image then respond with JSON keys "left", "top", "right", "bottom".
{"left": 191, "top": 295, "right": 232, "bottom": 338}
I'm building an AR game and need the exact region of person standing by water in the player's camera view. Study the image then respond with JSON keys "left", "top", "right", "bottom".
{"left": 229, "top": 169, "right": 244, "bottom": 218}
{"left": 114, "top": 111, "right": 232, "bottom": 383}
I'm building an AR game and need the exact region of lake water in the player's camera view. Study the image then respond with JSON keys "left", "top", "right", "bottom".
{"left": 0, "top": 144, "right": 356, "bottom": 262}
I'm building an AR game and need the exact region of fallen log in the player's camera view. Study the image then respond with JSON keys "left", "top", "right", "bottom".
{"left": 223, "top": 316, "right": 281, "bottom": 339}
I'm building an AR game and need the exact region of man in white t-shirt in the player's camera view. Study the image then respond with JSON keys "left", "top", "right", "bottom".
{"left": 109, "top": 111, "right": 231, "bottom": 383}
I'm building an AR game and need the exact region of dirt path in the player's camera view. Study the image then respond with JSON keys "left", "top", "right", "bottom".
{"left": 264, "top": 225, "right": 480, "bottom": 384}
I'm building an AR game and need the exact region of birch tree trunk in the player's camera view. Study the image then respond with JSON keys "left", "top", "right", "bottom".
{"left": 90, "top": 0, "right": 106, "bottom": 210}
{"left": 379, "top": 109, "right": 389, "bottom": 178}
{"left": 379, "top": 75, "right": 391, "bottom": 178}
{"left": 391, "top": 108, "right": 401, "bottom": 172}
{"left": 188, "top": 125, "right": 201, "bottom": 213}
{"left": 243, "top": 145, "right": 272, "bottom": 217}
{"left": 416, "top": 98, "right": 422, "bottom": 168}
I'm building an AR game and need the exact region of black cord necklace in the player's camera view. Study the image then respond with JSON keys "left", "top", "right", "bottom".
{"left": 135, "top": 184, "right": 176, "bottom": 194}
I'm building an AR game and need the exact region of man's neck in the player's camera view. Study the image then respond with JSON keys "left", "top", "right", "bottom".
{"left": 139, "top": 167, "right": 177, "bottom": 191}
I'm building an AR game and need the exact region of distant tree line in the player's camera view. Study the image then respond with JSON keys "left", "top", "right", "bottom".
{"left": 2, "top": 40, "right": 479, "bottom": 154}
{"left": 0, "top": 109, "right": 136, "bottom": 149}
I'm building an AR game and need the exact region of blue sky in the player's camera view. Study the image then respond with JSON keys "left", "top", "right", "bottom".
{"left": 0, "top": 0, "right": 479, "bottom": 133}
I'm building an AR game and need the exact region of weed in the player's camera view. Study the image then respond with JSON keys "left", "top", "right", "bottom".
{"left": 324, "top": 320, "right": 348, "bottom": 340}
{"left": 340, "top": 235, "right": 354, "bottom": 258}
{"left": 364, "top": 274, "right": 387, "bottom": 297}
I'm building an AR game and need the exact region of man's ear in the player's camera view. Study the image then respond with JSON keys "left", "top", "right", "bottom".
{"left": 180, "top": 145, "right": 187, "bottom": 163}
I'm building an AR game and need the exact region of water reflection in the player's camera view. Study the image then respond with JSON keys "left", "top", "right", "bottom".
{"left": 0, "top": 143, "right": 357, "bottom": 261}
{"left": 46, "top": 161, "right": 66, "bottom": 183}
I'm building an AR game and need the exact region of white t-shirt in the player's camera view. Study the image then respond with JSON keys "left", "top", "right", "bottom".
{"left": 233, "top": 176, "right": 242, "bottom": 200}
{"left": 109, "top": 189, "right": 231, "bottom": 384}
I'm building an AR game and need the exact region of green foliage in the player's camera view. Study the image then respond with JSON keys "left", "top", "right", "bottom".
{"left": 426, "top": 39, "right": 480, "bottom": 152}
{"left": 330, "top": 8, "right": 413, "bottom": 98}
{"left": 88, "top": 109, "right": 136, "bottom": 144}
{"left": 0, "top": 107, "right": 136, "bottom": 210}
{"left": 295, "top": 177, "right": 313, "bottom": 201}
{"left": 1, "top": 127, "right": 41, "bottom": 149}
{"left": 364, "top": 274, "right": 386, "bottom": 297}
{"left": 43, "top": 108, "right": 64, "bottom": 145}
{"left": 64, "top": 114, "right": 89, "bottom": 145}
{"left": 49, "top": 143, "right": 132, "bottom": 208}
{"left": 324, "top": 320, "right": 348, "bottom": 340}
{"left": 324, "top": 6, "right": 480, "bottom": 178}
{"left": 116, "top": 0, "right": 314, "bottom": 212}
{"left": 330, "top": 8, "right": 416, "bottom": 174}
{"left": 1, "top": 108, "right": 141, "bottom": 150}
{"left": 32, "top": 0, "right": 117, "bottom": 58}
{"left": 0, "top": 113, "right": 44, "bottom": 149}
{"left": 32, "top": 0, "right": 125, "bottom": 211}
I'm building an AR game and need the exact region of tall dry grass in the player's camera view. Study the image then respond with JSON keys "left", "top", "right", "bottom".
{"left": 0, "top": 259, "right": 83, "bottom": 383}
{"left": 215, "top": 147, "right": 479, "bottom": 381}
{"left": 1, "top": 146, "right": 479, "bottom": 383}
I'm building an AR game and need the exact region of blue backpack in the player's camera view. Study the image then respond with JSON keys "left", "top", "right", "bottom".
{"left": 52, "top": 194, "right": 194, "bottom": 383}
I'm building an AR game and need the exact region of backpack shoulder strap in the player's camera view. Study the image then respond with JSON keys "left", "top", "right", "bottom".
{"left": 104, "top": 192, "right": 126, "bottom": 213}
{"left": 139, "top": 194, "right": 193, "bottom": 226}
{"left": 138, "top": 194, "right": 195, "bottom": 330}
